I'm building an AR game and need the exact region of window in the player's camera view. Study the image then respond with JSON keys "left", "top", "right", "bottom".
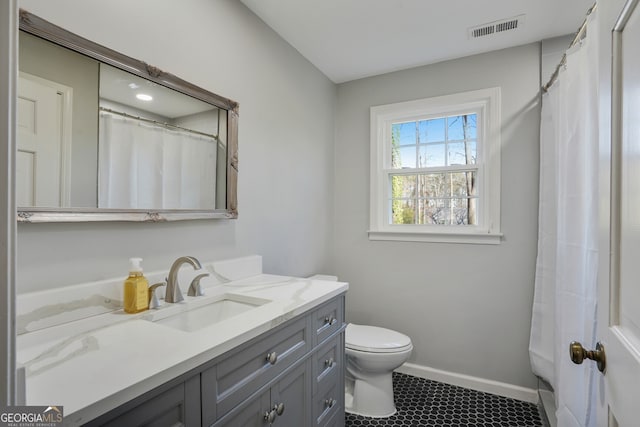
{"left": 369, "top": 88, "right": 502, "bottom": 244}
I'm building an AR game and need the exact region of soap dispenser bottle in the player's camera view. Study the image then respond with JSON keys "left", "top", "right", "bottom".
{"left": 123, "top": 257, "right": 149, "bottom": 313}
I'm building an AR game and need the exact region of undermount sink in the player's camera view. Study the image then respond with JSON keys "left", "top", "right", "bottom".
{"left": 152, "top": 294, "right": 270, "bottom": 332}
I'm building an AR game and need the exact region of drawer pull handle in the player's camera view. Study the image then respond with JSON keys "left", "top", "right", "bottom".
{"left": 325, "top": 398, "right": 337, "bottom": 408}
{"left": 263, "top": 409, "right": 277, "bottom": 423}
{"left": 274, "top": 402, "right": 285, "bottom": 416}
{"left": 324, "top": 315, "right": 337, "bottom": 325}
{"left": 325, "top": 358, "right": 335, "bottom": 368}
{"left": 266, "top": 351, "right": 278, "bottom": 365}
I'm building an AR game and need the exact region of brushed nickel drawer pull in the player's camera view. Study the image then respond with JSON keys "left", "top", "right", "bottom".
{"left": 274, "top": 402, "right": 285, "bottom": 416}
{"left": 324, "top": 315, "right": 337, "bottom": 325}
{"left": 263, "top": 408, "right": 276, "bottom": 423}
{"left": 266, "top": 351, "right": 278, "bottom": 365}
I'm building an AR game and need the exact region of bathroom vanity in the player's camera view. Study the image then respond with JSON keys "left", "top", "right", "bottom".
{"left": 16, "top": 256, "right": 347, "bottom": 426}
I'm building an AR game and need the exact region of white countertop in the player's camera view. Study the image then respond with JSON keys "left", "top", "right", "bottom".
{"left": 16, "top": 262, "right": 348, "bottom": 426}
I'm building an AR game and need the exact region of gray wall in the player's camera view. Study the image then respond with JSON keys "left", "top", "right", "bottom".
{"left": 334, "top": 44, "right": 541, "bottom": 389}
{"left": 17, "top": 0, "right": 336, "bottom": 292}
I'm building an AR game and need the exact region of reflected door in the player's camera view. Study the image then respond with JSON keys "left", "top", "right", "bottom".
{"left": 17, "top": 73, "right": 63, "bottom": 207}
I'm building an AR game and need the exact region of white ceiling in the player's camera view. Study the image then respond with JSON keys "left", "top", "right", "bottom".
{"left": 100, "top": 63, "right": 214, "bottom": 119}
{"left": 240, "top": 0, "right": 595, "bottom": 83}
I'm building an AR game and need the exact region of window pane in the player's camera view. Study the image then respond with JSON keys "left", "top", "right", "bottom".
{"left": 418, "top": 121, "right": 427, "bottom": 144}
{"left": 418, "top": 143, "right": 445, "bottom": 167}
{"left": 448, "top": 114, "right": 477, "bottom": 140}
{"left": 447, "top": 141, "right": 476, "bottom": 165}
{"left": 391, "top": 198, "right": 416, "bottom": 224}
{"left": 395, "top": 146, "right": 416, "bottom": 168}
{"left": 394, "top": 122, "right": 417, "bottom": 146}
{"left": 447, "top": 142, "right": 466, "bottom": 165}
{"left": 451, "top": 197, "right": 477, "bottom": 225}
{"left": 418, "top": 173, "right": 447, "bottom": 198}
{"left": 390, "top": 175, "right": 416, "bottom": 199}
{"left": 423, "top": 118, "right": 445, "bottom": 142}
{"left": 450, "top": 171, "right": 476, "bottom": 197}
{"left": 466, "top": 114, "right": 477, "bottom": 139}
{"left": 448, "top": 116, "right": 464, "bottom": 140}
{"left": 452, "top": 206, "right": 469, "bottom": 225}
{"left": 419, "top": 199, "right": 449, "bottom": 225}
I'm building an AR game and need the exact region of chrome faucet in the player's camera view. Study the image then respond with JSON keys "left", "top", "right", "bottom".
{"left": 165, "top": 256, "right": 202, "bottom": 303}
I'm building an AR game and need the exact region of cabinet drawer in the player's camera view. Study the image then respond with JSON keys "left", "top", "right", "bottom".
{"left": 211, "top": 388, "right": 270, "bottom": 427}
{"left": 313, "top": 297, "right": 344, "bottom": 345}
{"left": 313, "top": 379, "right": 343, "bottom": 427}
{"left": 202, "top": 315, "right": 311, "bottom": 423}
{"left": 312, "top": 333, "right": 343, "bottom": 395}
{"left": 213, "top": 360, "right": 311, "bottom": 427}
{"left": 84, "top": 375, "right": 200, "bottom": 427}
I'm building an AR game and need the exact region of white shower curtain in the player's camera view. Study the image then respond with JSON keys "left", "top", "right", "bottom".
{"left": 98, "top": 111, "right": 217, "bottom": 209}
{"left": 529, "top": 9, "right": 599, "bottom": 427}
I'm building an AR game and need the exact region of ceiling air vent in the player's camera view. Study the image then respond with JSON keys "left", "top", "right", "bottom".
{"left": 468, "top": 15, "right": 525, "bottom": 39}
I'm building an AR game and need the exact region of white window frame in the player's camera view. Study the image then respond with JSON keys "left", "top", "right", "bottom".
{"left": 369, "top": 87, "right": 502, "bottom": 244}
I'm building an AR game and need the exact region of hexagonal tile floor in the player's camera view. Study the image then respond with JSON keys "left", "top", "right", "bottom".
{"left": 345, "top": 373, "right": 544, "bottom": 426}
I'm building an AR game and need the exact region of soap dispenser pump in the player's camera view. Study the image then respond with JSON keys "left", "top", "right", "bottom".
{"left": 123, "top": 257, "right": 149, "bottom": 313}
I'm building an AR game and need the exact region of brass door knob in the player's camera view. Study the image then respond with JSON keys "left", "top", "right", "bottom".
{"left": 569, "top": 341, "right": 606, "bottom": 373}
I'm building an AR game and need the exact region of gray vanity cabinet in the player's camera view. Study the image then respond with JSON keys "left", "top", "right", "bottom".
{"left": 312, "top": 333, "right": 344, "bottom": 427}
{"left": 201, "top": 314, "right": 312, "bottom": 423}
{"left": 83, "top": 375, "right": 201, "bottom": 427}
{"left": 81, "top": 294, "right": 345, "bottom": 427}
{"left": 213, "top": 360, "right": 311, "bottom": 427}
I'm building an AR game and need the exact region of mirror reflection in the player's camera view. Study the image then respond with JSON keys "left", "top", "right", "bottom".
{"left": 98, "top": 63, "right": 227, "bottom": 210}
{"left": 16, "top": 20, "right": 233, "bottom": 216}
{"left": 18, "top": 31, "right": 99, "bottom": 208}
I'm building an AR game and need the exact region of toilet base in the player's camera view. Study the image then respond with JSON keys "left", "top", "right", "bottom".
{"left": 344, "top": 372, "right": 397, "bottom": 418}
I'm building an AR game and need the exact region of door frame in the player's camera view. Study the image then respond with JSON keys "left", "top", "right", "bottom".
{"left": 0, "top": 0, "right": 17, "bottom": 406}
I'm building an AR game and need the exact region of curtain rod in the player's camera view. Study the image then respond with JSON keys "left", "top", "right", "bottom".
{"left": 99, "top": 106, "right": 219, "bottom": 140}
{"left": 542, "top": 3, "right": 597, "bottom": 93}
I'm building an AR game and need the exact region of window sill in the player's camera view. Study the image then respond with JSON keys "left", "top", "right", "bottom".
{"left": 368, "top": 229, "right": 503, "bottom": 245}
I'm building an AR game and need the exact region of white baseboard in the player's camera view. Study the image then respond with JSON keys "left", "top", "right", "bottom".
{"left": 395, "top": 362, "right": 539, "bottom": 404}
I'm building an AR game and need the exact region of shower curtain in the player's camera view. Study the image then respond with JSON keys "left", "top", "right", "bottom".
{"left": 529, "top": 9, "right": 599, "bottom": 427}
{"left": 98, "top": 111, "right": 217, "bottom": 209}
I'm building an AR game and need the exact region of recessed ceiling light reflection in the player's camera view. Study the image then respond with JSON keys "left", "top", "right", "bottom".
{"left": 136, "top": 93, "right": 153, "bottom": 101}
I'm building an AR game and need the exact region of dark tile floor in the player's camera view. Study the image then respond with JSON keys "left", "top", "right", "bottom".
{"left": 345, "top": 373, "right": 544, "bottom": 427}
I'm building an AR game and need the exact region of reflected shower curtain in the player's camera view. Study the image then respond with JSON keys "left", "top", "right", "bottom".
{"left": 98, "top": 112, "right": 216, "bottom": 209}
{"left": 529, "top": 9, "right": 599, "bottom": 427}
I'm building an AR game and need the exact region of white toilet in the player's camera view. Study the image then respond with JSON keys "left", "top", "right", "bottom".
{"left": 344, "top": 323, "right": 413, "bottom": 418}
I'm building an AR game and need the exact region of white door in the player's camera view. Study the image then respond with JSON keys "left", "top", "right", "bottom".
{"left": 16, "top": 73, "right": 63, "bottom": 207}
{"left": 595, "top": 0, "right": 640, "bottom": 425}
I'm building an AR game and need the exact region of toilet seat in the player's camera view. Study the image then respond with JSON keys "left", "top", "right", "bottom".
{"left": 345, "top": 324, "right": 412, "bottom": 353}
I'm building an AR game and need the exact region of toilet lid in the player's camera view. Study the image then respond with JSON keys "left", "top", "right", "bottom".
{"left": 345, "top": 324, "right": 412, "bottom": 353}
